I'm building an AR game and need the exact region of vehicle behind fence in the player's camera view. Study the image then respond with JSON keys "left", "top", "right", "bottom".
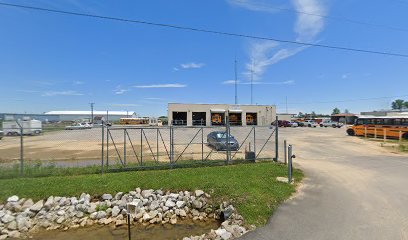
{"left": 0, "top": 122, "right": 279, "bottom": 176}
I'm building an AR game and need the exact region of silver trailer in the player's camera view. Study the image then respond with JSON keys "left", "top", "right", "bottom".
{"left": 2, "top": 118, "right": 42, "bottom": 136}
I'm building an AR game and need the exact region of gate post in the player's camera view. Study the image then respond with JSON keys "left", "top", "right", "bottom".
{"left": 106, "top": 126, "right": 109, "bottom": 169}
{"left": 275, "top": 116, "right": 279, "bottom": 162}
{"left": 16, "top": 121, "right": 24, "bottom": 176}
{"left": 226, "top": 115, "right": 230, "bottom": 164}
{"left": 284, "top": 139, "right": 287, "bottom": 165}
{"left": 101, "top": 122, "right": 104, "bottom": 174}
{"left": 253, "top": 126, "right": 256, "bottom": 160}
{"left": 124, "top": 129, "right": 127, "bottom": 166}
{"left": 288, "top": 144, "right": 293, "bottom": 183}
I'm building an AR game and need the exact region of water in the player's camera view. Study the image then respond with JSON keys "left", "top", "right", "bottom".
{"left": 31, "top": 220, "right": 220, "bottom": 240}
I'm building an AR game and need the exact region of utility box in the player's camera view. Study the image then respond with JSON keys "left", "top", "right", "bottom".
{"left": 245, "top": 151, "right": 255, "bottom": 162}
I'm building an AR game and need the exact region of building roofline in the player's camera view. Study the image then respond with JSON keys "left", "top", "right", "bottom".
{"left": 168, "top": 102, "right": 275, "bottom": 107}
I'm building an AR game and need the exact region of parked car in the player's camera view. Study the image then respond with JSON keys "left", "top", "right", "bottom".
{"left": 0, "top": 130, "right": 3, "bottom": 140}
{"left": 65, "top": 122, "right": 93, "bottom": 130}
{"left": 288, "top": 121, "right": 299, "bottom": 127}
{"left": 320, "top": 120, "right": 343, "bottom": 128}
{"left": 207, "top": 131, "right": 239, "bottom": 151}
{"left": 295, "top": 121, "right": 305, "bottom": 127}
{"left": 272, "top": 120, "right": 291, "bottom": 127}
{"left": 303, "top": 120, "right": 319, "bottom": 128}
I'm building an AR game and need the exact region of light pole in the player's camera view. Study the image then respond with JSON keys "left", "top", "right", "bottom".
{"left": 90, "top": 103, "right": 95, "bottom": 124}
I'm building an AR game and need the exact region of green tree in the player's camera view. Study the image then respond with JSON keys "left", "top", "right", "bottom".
{"left": 392, "top": 99, "right": 405, "bottom": 110}
{"left": 332, "top": 107, "right": 340, "bottom": 115}
{"left": 298, "top": 112, "right": 304, "bottom": 118}
{"left": 344, "top": 109, "right": 350, "bottom": 114}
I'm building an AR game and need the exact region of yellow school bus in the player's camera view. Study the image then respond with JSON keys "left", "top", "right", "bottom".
{"left": 346, "top": 116, "right": 408, "bottom": 140}
{"left": 119, "top": 118, "right": 149, "bottom": 125}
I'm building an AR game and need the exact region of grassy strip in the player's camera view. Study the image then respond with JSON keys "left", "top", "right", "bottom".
{"left": 0, "top": 162, "right": 302, "bottom": 226}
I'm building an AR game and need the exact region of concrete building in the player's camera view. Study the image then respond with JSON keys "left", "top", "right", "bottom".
{"left": 44, "top": 111, "right": 136, "bottom": 122}
{"left": 168, "top": 103, "right": 276, "bottom": 126}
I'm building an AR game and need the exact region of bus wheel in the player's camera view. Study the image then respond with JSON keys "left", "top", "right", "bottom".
{"left": 347, "top": 129, "right": 355, "bottom": 136}
{"left": 403, "top": 133, "right": 408, "bottom": 140}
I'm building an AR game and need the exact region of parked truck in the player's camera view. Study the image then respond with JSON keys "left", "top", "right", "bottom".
{"left": 2, "top": 118, "right": 42, "bottom": 136}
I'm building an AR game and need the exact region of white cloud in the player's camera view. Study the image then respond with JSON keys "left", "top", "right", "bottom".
{"left": 180, "top": 62, "right": 205, "bottom": 69}
{"left": 222, "top": 80, "right": 240, "bottom": 85}
{"left": 110, "top": 103, "right": 140, "bottom": 107}
{"left": 292, "top": 0, "right": 326, "bottom": 42}
{"left": 41, "top": 90, "right": 83, "bottom": 97}
{"left": 233, "top": 0, "right": 327, "bottom": 80}
{"left": 341, "top": 74, "right": 348, "bottom": 79}
{"left": 133, "top": 84, "right": 187, "bottom": 88}
{"left": 114, "top": 85, "right": 130, "bottom": 95}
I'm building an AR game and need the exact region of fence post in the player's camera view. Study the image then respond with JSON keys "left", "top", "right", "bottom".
{"left": 284, "top": 140, "right": 287, "bottom": 165}
{"left": 364, "top": 127, "right": 367, "bottom": 138}
{"left": 374, "top": 128, "right": 377, "bottom": 139}
{"left": 16, "top": 121, "right": 24, "bottom": 176}
{"left": 226, "top": 115, "right": 230, "bottom": 164}
{"left": 140, "top": 129, "right": 143, "bottom": 165}
{"left": 157, "top": 128, "right": 159, "bottom": 163}
{"left": 288, "top": 144, "right": 293, "bottom": 183}
{"left": 399, "top": 130, "right": 403, "bottom": 142}
{"left": 275, "top": 116, "right": 279, "bottom": 162}
{"left": 201, "top": 127, "right": 204, "bottom": 161}
{"left": 124, "top": 129, "right": 127, "bottom": 166}
{"left": 253, "top": 126, "right": 256, "bottom": 161}
{"left": 101, "top": 123, "right": 104, "bottom": 174}
{"left": 106, "top": 127, "right": 109, "bottom": 169}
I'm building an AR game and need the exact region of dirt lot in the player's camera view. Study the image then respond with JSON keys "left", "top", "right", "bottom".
{"left": 0, "top": 126, "right": 277, "bottom": 166}
{"left": 1, "top": 126, "right": 403, "bottom": 167}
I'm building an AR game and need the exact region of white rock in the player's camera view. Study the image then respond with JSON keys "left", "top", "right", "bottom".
{"left": 101, "top": 194, "right": 112, "bottom": 200}
{"left": 111, "top": 206, "right": 120, "bottom": 217}
{"left": 215, "top": 229, "right": 232, "bottom": 240}
{"left": 70, "top": 197, "right": 78, "bottom": 205}
{"left": 1, "top": 214, "right": 15, "bottom": 223}
{"left": 179, "top": 209, "right": 187, "bottom": 217}
{"left": 7, "top": 221, "right": 17, "bottom": 230}
{"left": 149, "top": 201, "right": 160, "bottom": 210}
{"left": 22, "top": 199, "right": 34, "bottom": 210}
{"left": 7, "top": 196, "right": 19, "bottom": 203}
{"left": 195, "top": 190, "right": 204, "bottom": 197}
{"left": 141, "top": 190, "right": 154, "bottom": 198}
{"left": 0, "top": 235, "right": 7, "bottom": 240}
{"left": 165, "top": 199, "right": 176, "bottom": 208}
{"left": 44, "top": 196, "right": 54, "bottom": 210}
{"left": 176, "top": 201, "right": 185, "bottom": 208}
{"left": 115, "top": 192, "right": 123, "bottom": 200}
{"left": 142, "top": 213, "right": 152, "bottom": 221}
{"left": 57, "top": 210, "right": 65, "bottom": 216}
{"left": 30, "top": 200, "right": 44, "bottom": 212}
{"left": 8, "top": 231, "right": 20, "bottom": 239}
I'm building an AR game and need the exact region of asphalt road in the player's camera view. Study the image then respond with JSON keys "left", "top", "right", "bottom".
{"left": 241, "top": 127, "right": 408, "bottom": 240}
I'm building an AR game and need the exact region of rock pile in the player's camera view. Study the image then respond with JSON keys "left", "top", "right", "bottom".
{"left": 0, "top": 189, "right": 248, "bottom": 239}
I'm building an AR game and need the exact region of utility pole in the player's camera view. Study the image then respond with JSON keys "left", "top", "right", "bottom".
{"left": 90, "top": 102, "right": 95, "bottom": 124}
{"left": 234, "top": 57, "right": 238, "bottom": 105}
{"left": 251, "top": 60, "right": 254, "bottom": 105}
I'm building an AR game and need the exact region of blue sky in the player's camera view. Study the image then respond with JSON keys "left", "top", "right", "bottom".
{"left": 0, "top": 0, "right": 407, "bottom": 116}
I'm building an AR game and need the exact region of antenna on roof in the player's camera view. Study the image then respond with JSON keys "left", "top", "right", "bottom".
{"left": 251, "top": 60, "right": 254, "bottom": 105}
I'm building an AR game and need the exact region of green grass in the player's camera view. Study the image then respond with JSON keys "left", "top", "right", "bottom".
{"left": 0, "top": 162, "right": 302, "bottom": 226}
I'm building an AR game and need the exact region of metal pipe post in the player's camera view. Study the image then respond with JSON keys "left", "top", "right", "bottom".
{"left": 201, "top": 127, "right": 204, "bottom": 161}
{"left": 18, "top": 122, "right": 24, "bottom": 176}
{"left": 106, "top": 127, "right": 109, "bottom": 169}
{"left": 284, "top": 140, "right": 287, "bottom": 165}
{"left": 140, "top": 129, "right": 143, "bottom": 165}
{"left": 275, "top": 116, "right": 279, "bottom": 162}
{"left": 124, "top": 129, "right": 127, "bottom": 166}
{"left": 157, "top": 128, "right": 159, "bottom": 162}
{"left": 288, "top": 145, "right": 293, "bottom": 183}
{"left": 253, "top": 126, "right": 256, "bottom": 160}
{"left": 101, "top": 123, "right": 104, "bottom": 174}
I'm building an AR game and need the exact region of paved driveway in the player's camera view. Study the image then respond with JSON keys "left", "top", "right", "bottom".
{"left": 241, "top": 127, "right": 408, "bottom": 240}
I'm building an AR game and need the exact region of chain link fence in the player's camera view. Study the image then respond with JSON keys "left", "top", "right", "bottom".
{"left": 0, "top": 122, "right": 279, "bottom": 177}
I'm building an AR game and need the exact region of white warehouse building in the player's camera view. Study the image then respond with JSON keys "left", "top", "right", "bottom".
{"left": 45, "top": 111, "right": 136, "bottom": 122}
{"left": 168, "top": 103, "right": 276, "bottom": 126}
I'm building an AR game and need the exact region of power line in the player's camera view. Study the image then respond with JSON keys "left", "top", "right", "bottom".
{"left": 232, "top": 0, "right": 408, "bottom": 33}
{"left": 1, "top": 2, "right": 408, "bottom": 58}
